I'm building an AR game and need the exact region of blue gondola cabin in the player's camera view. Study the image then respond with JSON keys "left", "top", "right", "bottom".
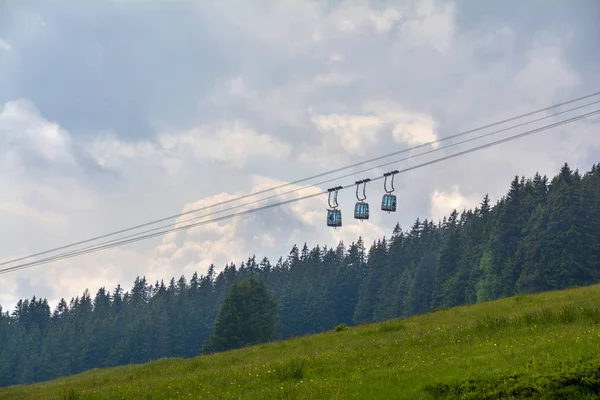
{"left": 381, "top": 194, "right": 397, "bottom": 212}
{"left": 327, "top": 209, "right": 342, "bottom": 227}
{"left": 354, "top": 202, "right": 369, "bottom": 220}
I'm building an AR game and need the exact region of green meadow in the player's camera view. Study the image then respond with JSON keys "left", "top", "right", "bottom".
{"left": 2, "top": 284, "right": 600, "bottom": 400}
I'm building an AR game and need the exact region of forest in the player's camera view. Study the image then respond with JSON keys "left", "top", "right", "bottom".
{"left": 0, "top": 162, "right": 599, "bottom": 387}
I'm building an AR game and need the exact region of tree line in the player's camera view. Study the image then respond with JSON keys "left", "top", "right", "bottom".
{"left": 0, "top": 162, "right": 599, "bottom": 387}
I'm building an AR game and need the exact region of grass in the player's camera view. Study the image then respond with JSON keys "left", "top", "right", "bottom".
{"left": 1, "top": 284, "right": 600, "bottom": 399}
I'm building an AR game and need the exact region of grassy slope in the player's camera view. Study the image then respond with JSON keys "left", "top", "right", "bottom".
{"left": 1, "top": 285, "right": 600, "bottom": 400}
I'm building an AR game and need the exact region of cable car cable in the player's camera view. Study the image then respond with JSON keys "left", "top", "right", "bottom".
{"left": 1, "top": 91, "right": 598, "bottom": 267}
{"left": 3, "top": 96, "right": 599, "bottom": 268}
{"left": 5, "top": 99, "right": 598, "bottom": 269}
{"left": 1, "top": 107, "right": 597, "bottom": 276}
{"left": 2, "top": 106, "right": 599, "bottom": 273}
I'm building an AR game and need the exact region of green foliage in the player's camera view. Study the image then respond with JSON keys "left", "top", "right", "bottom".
{"left": 203, "top": 274, "right": 279, "bottom": 354}
{"left": 270, "top": 358, "right": 306, "bottom": 382}
{"left": 334, "top": 323, "right": 348, "bottom": 332}
{"left": 59, "top": 389, "right": 80, "bottom": 400}
{"left": 466, "top": 305, "right": 600, "bottom": 338}
{"left": 423, "top": 363, "right": 600, "bottom": 399}
{"left": 376, "top": 321, "right": 405, "bottom": 333}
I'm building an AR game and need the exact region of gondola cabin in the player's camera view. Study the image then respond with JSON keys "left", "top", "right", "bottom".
{"left": 327, "top": 209, "right": 342, "bottom": 227}
{"left": 354, "top": 202, "right": 370, "bottom": 220}
{"left": 381, "top": 194, "right": 397, "bottom": 212}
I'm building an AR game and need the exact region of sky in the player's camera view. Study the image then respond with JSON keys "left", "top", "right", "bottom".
{"left": 0, "top": 0, "right": 599, "bottom": 311}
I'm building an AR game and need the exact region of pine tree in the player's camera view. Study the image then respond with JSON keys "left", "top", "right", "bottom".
{"left": 203, "top": 274, "right": 279, "bottom": 354}
{"left": 353, "top": 241, "right": 383, "bottom": 324}
{"left": 405, "top": 252, "right": 436, "bottom": 315}
{"left": 516, "top": 164, "right": 600, "bottom": 292}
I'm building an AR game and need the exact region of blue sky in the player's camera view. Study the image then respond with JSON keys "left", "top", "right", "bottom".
{"left": 1, "top": 0, "right": 599, "bottom": 310}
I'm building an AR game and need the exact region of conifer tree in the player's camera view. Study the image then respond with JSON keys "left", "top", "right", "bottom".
{"left": 203, "top": 274, "right": 279, "bottom": 354}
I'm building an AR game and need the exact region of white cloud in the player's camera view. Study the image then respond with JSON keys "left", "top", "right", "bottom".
{"left": 429, "top": 184, "right": 480, "bottom": 222}
{"left": 327, "top": 53, "right": 345, "bottom": 64}
{"left": 227, "top": 76, "right": 246, "bottom": 96}
{"left": 309, "top": 102, "right": 439, "bottom": 156}
{"left": 0, "top": 38, "right": 12, "bottom": 52}
{"left": 364, "top": 102, "right": 439, "bottom": 147}
{"left": 296, "top": 142, "right": 352, "bottom": 170}
{"left": 0, "top": 247, "right": 151, "bottom": 310}
{"left": 329, "top": 3, "right": 402, "bottom": 33}
{"left": 90, "top": 133, "right": 159, "bottom": 167}
{"left": 88, "top": 119, "right": 293, "bottom": 176}
{"left": 196, "top": 1, "right": 324, "bottom": 57}
{"left": 511, "top": 39, "right": 579, "bottom": 106}
{"left": 310, "top": 113, "right": 384, "bottom": 154}
{"left": 0, "top": 202, "right": 68, "bottom": 228}
{"left": 0, "top": 100, "right": 98, "bottom": 263}
{"left": 370, "top": 8, "right": 402, "bottom": 33}
{"left": 159, "top": 123, "right": 292, "bottom": 169}
{"left": 392, "top": 116, "right": 438, "bottom": 146}
{"left": 331, "top": 220, "right": 387, "bottom": 248}
{"left": 0, "top": 100, "right": 74, "bottom": 165}
{"left": 398, "top": 0, "right": 455, "bottom": 52}
{"left": 313, "top": 72, "right": 355, "bottom": 86}
{"left": 471, "top": 26, "right": 515, "bottom": 53}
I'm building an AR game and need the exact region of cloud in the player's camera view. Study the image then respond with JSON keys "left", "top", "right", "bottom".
{"left": 0, "top": 99, "right": 75, "bottom": 166}
{"left": 0, "top": 39, "right": 12, "bottom": 52}
{"left": 0, "top": 247, "right": 151, "bottom": 311}
{"left": 313, "top": 72, "right": 355, "bottom": 86}
{"left": 363, "top": 102, "right": 439, "bottom": 147}
{"left": 310, "top": 112, "right": 383, "bottom": 155}
{"left": 398, "top": 0, "right": 456, "bottom": 52}
{"left": 159, "top": 123, "right": 292, "bottom": 169}
{"left": 0, "top": 202, "right": 68, "bottom": 228}
{"left": 511, "top": 37, "right": 579, "bottom": 106}
{"left": 328, "top": 2, "right": 402, "bottom": 34}
{"left": 391, "top": 115, "right": 438, "bottom": 147}
{"left": 89, "top": 133, "right": 160, "bottom": 169}
{"left": 429, "top": 185, "right": 480, "bottom": 222}
{"left": 308, "top": 102, "right": 439, "bottom": 158}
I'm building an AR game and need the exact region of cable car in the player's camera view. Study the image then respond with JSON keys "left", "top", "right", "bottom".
{"left": 326, "top": 186, "right": 342, "bottom": 228}
{"left": 327, "top": 209, "right": 342, "bottom": 227}
{"left": 381, "top": 171, "right": 398, "bottom": 213}
{"left": 354, "top": 202, "right": 369, "bottom": 220}
{"left": 354, "top": 179, "right": 370, "bottom": 220}
{"left": 381, "top": 194, "right": 396, "bottom": 212}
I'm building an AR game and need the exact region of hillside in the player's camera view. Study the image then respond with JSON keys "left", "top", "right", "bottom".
{"left": 0, "top": 162, "right": 599, "bottom": 388}
{"left": 1, "top": 283, "right": 599, "bottom": 399}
